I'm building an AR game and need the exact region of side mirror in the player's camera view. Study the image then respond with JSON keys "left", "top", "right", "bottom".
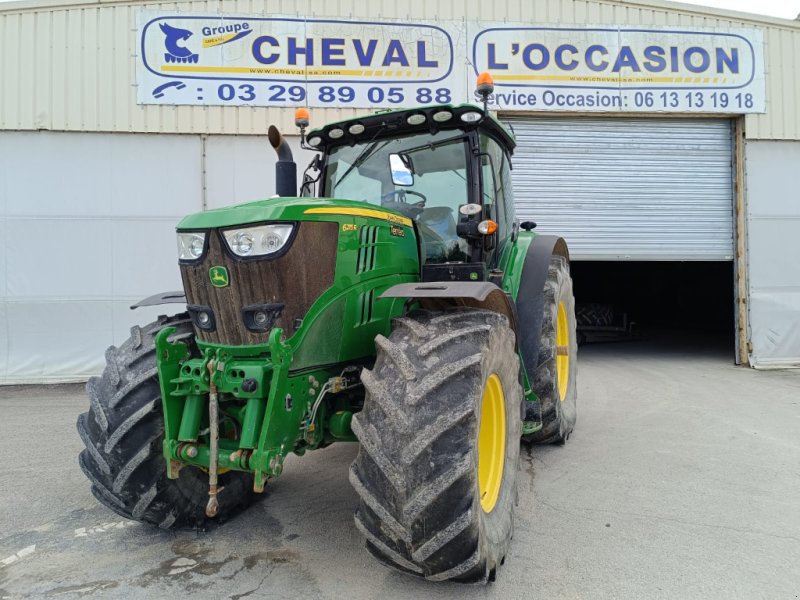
{"left": 389, "top": 154, "right": 414, "bottom": 186}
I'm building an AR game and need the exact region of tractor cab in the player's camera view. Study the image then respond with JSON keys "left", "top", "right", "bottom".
{"left": 297, "top": 103, "right": 517, "bottom": 281}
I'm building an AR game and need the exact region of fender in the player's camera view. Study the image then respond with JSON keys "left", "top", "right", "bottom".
{"left": 515, "top": 235, "right": 569, "bottom": 383}
{"left": 130, "top": 291, "right": 186, "bottom": 310}
{"left": 379, "top": 281, "right": 520, "bottom": 349}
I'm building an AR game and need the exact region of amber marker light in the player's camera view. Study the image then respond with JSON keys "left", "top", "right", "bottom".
{"left": 478, "top": 220, "right": 498, "bottom": 235}
{"left": 294, "top": 107, "right": 310, "bottom": 129}
{"left": 476, "top": 71, "right": 495, "bottom": 96}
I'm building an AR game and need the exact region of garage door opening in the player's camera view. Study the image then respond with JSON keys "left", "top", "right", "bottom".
{"left": 570, "top": 260, "right": 735, "bottom": 355}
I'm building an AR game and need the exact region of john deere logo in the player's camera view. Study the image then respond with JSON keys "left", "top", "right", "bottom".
{"left": 209, "top": 266, "right": 229, "bottom": 287}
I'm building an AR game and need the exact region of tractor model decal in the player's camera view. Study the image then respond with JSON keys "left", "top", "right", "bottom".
{"left": 159, "top": 22, "right": 199, "bottom": 64}
{"left": 209, "top": 266, "right": 230, "bottom": 287}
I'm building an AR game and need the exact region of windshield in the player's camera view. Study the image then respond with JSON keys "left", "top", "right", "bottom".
{"left": 322, "top": 130, "right": 470, "bottom": 263}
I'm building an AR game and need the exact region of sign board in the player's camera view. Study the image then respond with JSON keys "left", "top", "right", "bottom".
{"left": 137, "top": 12, "right": 765, "bottom": 113}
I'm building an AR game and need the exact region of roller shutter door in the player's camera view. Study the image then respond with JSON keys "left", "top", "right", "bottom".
{"left": 505, "top": 117, "right": 734, "bottom": 261}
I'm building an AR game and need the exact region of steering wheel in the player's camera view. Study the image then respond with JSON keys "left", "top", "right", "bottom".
{"left": 380, "top": 189, "right": 427, "bottom": 208}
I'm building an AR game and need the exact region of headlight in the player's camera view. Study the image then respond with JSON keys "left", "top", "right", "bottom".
{"left": 460, "top": 111, "right": 483, "bottom": 123}
{"left": 222, "top": 224, "right": 294, "bottom": 258}
{"left": 177, "top": 232, "right": 206, "bottom": 261}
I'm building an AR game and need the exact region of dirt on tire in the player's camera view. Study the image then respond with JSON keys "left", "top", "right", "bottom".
{"left": 77, "top": 314, "right": 258, "bottom": 529}
{"left": 525, "top": 255, "right": 578, "bottom": 444}
{"left": 350, "top": 309, "right": 523, "bottom": 583}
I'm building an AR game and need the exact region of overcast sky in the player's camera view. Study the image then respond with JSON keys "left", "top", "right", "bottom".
{"left": 0, "top": 0, "right": 797, "bottom": 18}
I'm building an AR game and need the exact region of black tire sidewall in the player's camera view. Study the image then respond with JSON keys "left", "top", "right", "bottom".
{"left": 526, "top": 256, "right": 578, "bottom": 444}
{"left": 554, "top": 265, "right": 578, "bottom": 438}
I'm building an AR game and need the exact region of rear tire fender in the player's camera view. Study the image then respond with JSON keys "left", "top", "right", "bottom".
{"left": 514, "top": 235, "right": 569, "bottom": 385}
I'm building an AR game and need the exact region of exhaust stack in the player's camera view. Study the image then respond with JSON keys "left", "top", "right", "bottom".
{"left": 268, "top": 125, "right": 296, "bottom": 197}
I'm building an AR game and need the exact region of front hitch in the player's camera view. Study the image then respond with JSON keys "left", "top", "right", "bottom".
{"left": 205, "top": 358, "right": 222, "bottom": 518}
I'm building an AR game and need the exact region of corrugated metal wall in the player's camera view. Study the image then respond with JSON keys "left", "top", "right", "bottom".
{"left": 0, "top": 0, "right": 798, "bottom": 139}
{"left": 505, "top": 116, "right": 734, "bottom": 260}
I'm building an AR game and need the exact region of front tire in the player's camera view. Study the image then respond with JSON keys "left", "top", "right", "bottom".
{"left": 350, "top": 309, "right": 523, "bottom": 583}
{"left": 77, "top": 314, "right": 257, "bottom": 529}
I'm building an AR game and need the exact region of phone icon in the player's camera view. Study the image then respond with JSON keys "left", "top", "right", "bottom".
{"left": 152, "top": 81, "right": 187, "bottom": 99}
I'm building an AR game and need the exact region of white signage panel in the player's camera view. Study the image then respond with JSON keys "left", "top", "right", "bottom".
{"left": 137, "top": 12, "right": 465, "bottom": 108}
{"left": 470, "top": 25, "right": 765, "bottom": 113}
{"left": 137, "top": 13, "right": 765, "bottom": 113}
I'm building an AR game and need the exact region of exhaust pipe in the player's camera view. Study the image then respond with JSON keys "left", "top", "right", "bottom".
{"left": 268, "top": 125, "right": 297, "bottom": 197}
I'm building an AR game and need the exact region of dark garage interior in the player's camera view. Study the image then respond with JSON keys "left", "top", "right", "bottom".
{"left": 570, "top": 261, "right": 735, "bottom": 351}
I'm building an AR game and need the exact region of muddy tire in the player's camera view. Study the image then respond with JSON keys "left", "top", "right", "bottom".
{"left": 350, "top": 309, "right": 523, "bottom": 583}
{"left": 77, "top": 314, "right": 257, "bottom": 529}
{"left": 525, "top": 256, "right": 578, "bottom": 444}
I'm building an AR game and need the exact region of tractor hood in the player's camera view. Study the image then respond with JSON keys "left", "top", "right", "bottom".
{"left": 177, "top": 197, "right": 413, "bottom": 230}
{"left": 174, "top": 195, "right": 420, "bottom": 351}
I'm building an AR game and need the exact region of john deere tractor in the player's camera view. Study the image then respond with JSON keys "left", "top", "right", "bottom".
{"left": 77, "top": 75, "right": 577, "bottom": 584}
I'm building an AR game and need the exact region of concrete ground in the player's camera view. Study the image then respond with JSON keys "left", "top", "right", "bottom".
{"left": 1, "top": 336, "right": 799, "bottom": 600}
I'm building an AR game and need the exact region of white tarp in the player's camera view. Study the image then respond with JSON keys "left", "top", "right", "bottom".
{"left": 0, "top": 130, "right": 311, "bottom": 383}
{"left": 745, "top": 141, "right": 800, "bottom": 368}
{"left": 0, "top": 131, "right": 199, "bottom": 383}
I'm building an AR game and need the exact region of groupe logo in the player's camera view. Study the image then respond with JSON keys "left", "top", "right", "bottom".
{"left": 201, "top": 22, "right": 251, "bottom": 37}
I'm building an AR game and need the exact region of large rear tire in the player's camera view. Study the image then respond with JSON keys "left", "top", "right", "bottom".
{"left": 77, "top": 314, "right": 257, "bottom": 529}
{"left": 525, "top": 255, "right": 578, "bottom": 444}
{"left": 350, "top": 309, "right": 523, "bottom": 583}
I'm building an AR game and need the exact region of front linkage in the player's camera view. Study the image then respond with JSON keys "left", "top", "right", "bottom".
{"left": 155, "top": 325, "right": 358, "bottom": 506}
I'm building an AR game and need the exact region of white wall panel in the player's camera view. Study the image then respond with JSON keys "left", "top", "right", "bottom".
{"left": 110, "top": 219, "right": 183, "bottom": 296}
{"left": 5, "top": 219, "right": 114, "bottom": 298}
{"left": 1, "top": 131, "right": 202, "bottom": 218}
{"left": 745, "top": 140, "right": 800, "bottom": 367}
{"left": 205, "top": 134, "right": 313, "bottom": 210}
{"left": 0, "top": 218, "right": 7, "bottom": 299}
{"left": 4, "top": 299, "right": 113, "bottom": 382}
{"left": 0, "top": 217, "right": 7, "bottom": 381}
{"left": 0, "top": 301, "right": 9, "bottom": 381}
{"left": 107, "top": 138, "right": 202, "bottom": 218}
{"left": 3, "top": 132, "right": 112, "bottom": 217}
{"left": 0, "top": 130, "right": 199, "bottom": 383}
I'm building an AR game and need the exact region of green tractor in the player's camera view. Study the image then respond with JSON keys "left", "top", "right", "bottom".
{"left": 77, "top": 75, "right": 577, "bottom": 584}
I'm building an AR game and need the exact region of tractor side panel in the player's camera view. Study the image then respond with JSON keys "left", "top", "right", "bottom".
{"left": 290, "top": 215, "right": 421, "bottom": 370}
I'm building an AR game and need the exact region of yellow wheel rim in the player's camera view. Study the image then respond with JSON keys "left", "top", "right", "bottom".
{"left": 556, "top": 301, "right": 570, "bottom": 401}
{"left": 478, "top": 374, "right": 506, "bottom": 513}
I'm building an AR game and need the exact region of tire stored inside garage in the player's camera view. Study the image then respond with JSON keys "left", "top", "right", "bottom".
{"left": 505, "top": 116, "right": 736, "bottom": 353}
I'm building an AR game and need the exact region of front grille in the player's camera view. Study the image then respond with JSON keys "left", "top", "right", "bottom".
{"left": 179, "top": 221, "right": 338, "bottom": 345}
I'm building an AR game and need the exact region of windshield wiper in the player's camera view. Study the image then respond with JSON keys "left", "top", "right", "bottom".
{"left": 334, "top": 127, "right": 388, "bottom": 189}
{"left": 396, "top": 133, "right": 468, "bottom": 157}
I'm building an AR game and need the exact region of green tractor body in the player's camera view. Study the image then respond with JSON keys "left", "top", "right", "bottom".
{"left": 78, "top": 100, "right": 578, "bottom": 582}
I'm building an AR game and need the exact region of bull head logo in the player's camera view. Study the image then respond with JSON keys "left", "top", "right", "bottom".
{"left": 159, "top": 22, "right": 199, "bottom": 64}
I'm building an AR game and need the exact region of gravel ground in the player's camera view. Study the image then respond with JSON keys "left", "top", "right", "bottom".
{"left": 1, "top": 336, "right": 798, "bottom": 599}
